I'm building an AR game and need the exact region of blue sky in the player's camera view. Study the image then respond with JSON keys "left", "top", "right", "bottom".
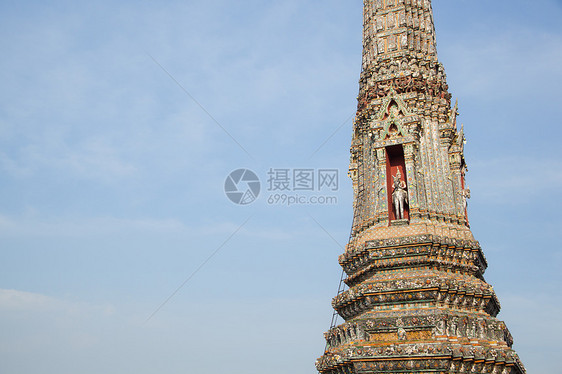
{"left": 0, "top": 0, "right": 561, "bottom": 373}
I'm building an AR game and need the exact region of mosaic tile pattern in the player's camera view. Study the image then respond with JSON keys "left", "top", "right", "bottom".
{"left": 317, "top": 1, "right": 525, "bottom": 373}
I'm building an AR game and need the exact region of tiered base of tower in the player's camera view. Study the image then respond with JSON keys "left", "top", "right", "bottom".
{"left": 316, "top": 228, "right": 525, "bottom": 374}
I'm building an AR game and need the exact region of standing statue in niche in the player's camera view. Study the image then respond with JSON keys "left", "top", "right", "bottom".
{"left": 392, "top": 170, "right": 408, "bottom": 220}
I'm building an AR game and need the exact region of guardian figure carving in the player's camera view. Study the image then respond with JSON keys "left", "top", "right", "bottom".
{"left": 392, "top": 170, "right": 408, "bottom": 220}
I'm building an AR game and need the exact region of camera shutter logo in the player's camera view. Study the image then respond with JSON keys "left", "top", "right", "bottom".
{"left": 224, "top": 169, "right": 261, "bottom": 205}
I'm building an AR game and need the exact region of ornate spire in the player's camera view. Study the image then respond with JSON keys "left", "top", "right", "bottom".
{"left": 362, "top": 0, "right": 438, "bottom": 72}
{"left": 357, "top": 0, "right": 449, "bottom": 113}
{"left": 316, "top": 1, "right": 526, "bottom": 373}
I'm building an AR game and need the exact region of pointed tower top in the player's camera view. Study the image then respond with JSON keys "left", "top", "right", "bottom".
{"left": 355, "top": 0, "right": 449, "bottom": 114}
{"left": 362, "top": 0, "right": 438, "bottom": 73}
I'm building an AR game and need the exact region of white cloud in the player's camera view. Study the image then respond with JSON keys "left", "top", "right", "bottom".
{"left": 0, "top": 290, "right": 330, "bottom": 374}
{"left": 0, "top": 212, "right": 321, "bottom": 243}
{"left": 4, "top": 139, "right": 138, "bottom": 181}
{"left": 0, "top": 289, "right": 56, "bottom": 311}
{"left": 0, "top": 288, "right": 115, "bottom": 316}
{"left": 0, "top": 214, "right": 223, "bottom": 238}
{"left": 0, "top": 289, "right": 117, "bottom": 368}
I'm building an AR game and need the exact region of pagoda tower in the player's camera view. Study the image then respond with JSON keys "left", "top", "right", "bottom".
{"left": 316, "top": 1, "right": 526, "bottom": 373}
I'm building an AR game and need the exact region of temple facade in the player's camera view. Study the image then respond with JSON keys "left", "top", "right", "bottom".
{"left": 316, "top": 1, "right": 526, "bottom": 373}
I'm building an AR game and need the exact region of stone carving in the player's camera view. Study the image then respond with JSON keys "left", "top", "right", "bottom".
{"left": 392, "top": 170, "right": 408, "bottom": 219}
